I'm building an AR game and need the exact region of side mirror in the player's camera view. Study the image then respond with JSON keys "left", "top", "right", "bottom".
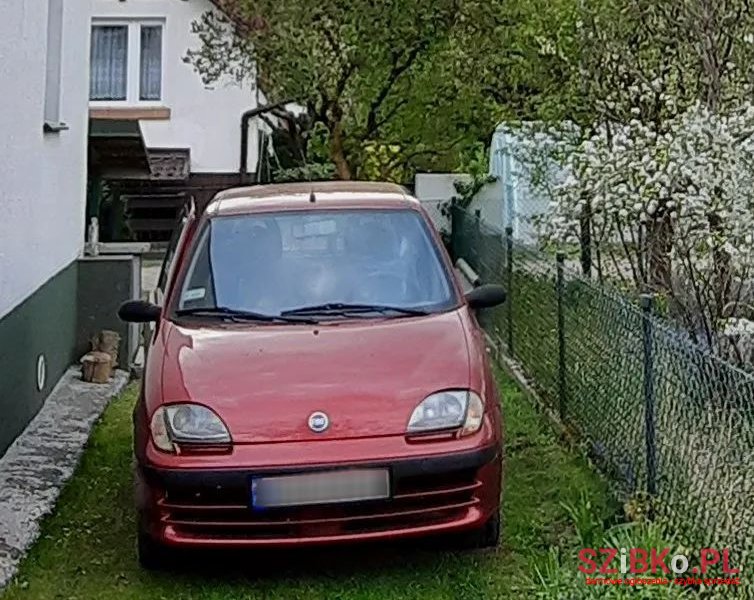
{"left": 118, "top": 300, "right": 161, "bottom": 323}
{"left": 465, "top": 284, "right": 507, "bottom": 310}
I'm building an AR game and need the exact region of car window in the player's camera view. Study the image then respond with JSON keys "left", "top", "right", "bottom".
{"left": 176, "top": 209, "right": 457, "bottom": 316}
{"left": 156, "top": 211, "right": 190, "bottom": 304}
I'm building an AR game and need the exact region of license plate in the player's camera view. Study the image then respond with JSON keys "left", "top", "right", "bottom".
{"left": 251, "top": 468, "right": 390, "bottom": 508}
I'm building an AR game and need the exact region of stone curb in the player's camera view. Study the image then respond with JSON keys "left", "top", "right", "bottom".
{"left": 0, "top": 367, "right": 129, "bottom": 589}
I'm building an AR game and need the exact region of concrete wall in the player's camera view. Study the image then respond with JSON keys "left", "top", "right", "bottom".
{"left": 77, "top": 255, "right": 142, "bottom": 368}
{"left": 468, "top": 179, "right": 505, "bottom": 232}
{"left": 0, "top": 0, "right": 91, "bottom": 320}
{"left": 414, "top": 173, "right": 471, "bottom": 234}
{"left": 91, "top": 0, "right": 260, "bottom": 173}
{"left": 0, "top": 264, "right": 79, "bottom": 455}
{"left": 414, "top": 172, "right": 506, "bottom": 235}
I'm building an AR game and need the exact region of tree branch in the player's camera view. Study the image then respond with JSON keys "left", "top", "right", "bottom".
{"left": 368, "top": 99, "right": 409, "bottom": 138}
{"left": 365, "top": 42, "right": 429, "bottom": 137}
{"left": 386, "top": 135, "right": 466, "bottom": 169}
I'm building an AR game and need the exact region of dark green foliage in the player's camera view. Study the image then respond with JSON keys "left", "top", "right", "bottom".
{"left": 185, "top": 0, "right": 585, "bottom": 179}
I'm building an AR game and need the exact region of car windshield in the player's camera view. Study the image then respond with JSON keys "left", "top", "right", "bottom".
{"left": 175, "top": 209, "right": 457, "bottom": 318}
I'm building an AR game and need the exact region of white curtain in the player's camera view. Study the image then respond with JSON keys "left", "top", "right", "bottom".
{"left": 90, "top": 26, "right": 128, "bottom": 101}
{"left": 140, "top": 26, "right": 162, "bottom": 101}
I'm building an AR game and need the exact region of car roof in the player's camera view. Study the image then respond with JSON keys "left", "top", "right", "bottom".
{"left": 206, "top": 181, "right": 419, "bottom": 216}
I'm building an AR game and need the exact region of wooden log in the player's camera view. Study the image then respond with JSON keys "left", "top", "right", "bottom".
{"left": 81, "top": 351, "right": 113, "bottom": 384}
{"left": 91, "top": 330, "right": 121, "bottom": 372}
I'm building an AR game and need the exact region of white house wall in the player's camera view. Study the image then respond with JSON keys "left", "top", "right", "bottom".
{"left": 0, "top": 0, "right": 92, "bottom": 455}
{"left": 0, "top": 0, "right": 90, "bottom": 320}
{"left": 91, "top": 0, "right": 260, "bottom": 173}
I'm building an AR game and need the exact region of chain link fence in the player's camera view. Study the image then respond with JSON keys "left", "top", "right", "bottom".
{"left": 451, "top": 205, "right": 754, "bottom": 580}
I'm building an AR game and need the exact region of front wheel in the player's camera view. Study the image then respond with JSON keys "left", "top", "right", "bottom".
{"left": 137, "top": 529, "right": 171, "bottom": 570}
{"left": 459, "top": 511, "right": 501, "bottom": 550}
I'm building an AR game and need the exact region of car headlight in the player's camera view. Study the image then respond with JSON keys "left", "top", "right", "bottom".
{"left": 150, "top": 403, "right": 231, "bottom": 452}
{"left": 407, "top": 390, "right": 485, "bottom": 436}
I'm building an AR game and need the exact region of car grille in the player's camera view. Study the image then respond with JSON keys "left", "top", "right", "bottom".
{"left": 158, "top": 468, "right": 481, "bottom": 540}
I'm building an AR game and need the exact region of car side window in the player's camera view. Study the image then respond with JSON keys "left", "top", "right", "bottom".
{"left": 155, "top": 210, "right": 190, "bottom": 305}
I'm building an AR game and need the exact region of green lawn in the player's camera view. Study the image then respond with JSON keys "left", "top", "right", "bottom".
{"left": 1, "top": 373, "right": 612, "bottom": 600}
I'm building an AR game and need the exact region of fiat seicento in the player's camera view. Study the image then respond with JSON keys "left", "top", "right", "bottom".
{"left": 119, "top": 181, "right": 506, "bottom": 568}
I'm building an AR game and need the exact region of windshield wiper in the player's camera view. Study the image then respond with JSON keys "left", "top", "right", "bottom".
{"left": 281, "top": 302, "right": 429, "bottom": 318}
{"left": 175, "top": 306, "right": 317, "bottom": 324}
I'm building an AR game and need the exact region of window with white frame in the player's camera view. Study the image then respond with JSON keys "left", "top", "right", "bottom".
{"left": 90, "top": 20, "right": 164, "bottom": 104}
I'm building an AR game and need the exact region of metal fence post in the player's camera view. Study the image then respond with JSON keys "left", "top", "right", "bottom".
{"left": 471, "top": 211, "right": 482, "bottom": 271}
{"left": 449, "top": 205, "right": 458, "bottom": 259}
{"left": 640, "top": 294, "right": 657, "bottom": 499}
{"left": 556, "top": 252, "right": 566, "bottom": 421}
{"left": 505, "top": 226, "right": 514, "bottom": 356}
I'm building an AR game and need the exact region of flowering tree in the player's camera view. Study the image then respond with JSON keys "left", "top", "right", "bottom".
{"left": 516, "top": 103, "right": 754, "bottom": 352}
{"left": 510, "top": 0, "right": 754, "bottom": 360}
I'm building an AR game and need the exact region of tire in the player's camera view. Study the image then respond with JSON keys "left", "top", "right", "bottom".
{"left": 137, "top": 529, "right": 170, "bottom": 570}
{"left": 459, "top": 510, "right": 501, "bottom": 550}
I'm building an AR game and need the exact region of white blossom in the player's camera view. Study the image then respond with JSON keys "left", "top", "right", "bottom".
{"left": 510, "top": 101, "right": 754, "bottom": 346}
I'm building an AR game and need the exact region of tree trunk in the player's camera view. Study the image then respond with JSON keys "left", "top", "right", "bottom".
{"left": 329, "top": 121, "right": 352, "bottom": 180}
{"left": 647, "top": 216, "right": 673, "bottom": 293}
{"left": 579, "top": 197, "right": 592, "bottom": 277}
{"left": 708, "top": 211, "right": 732, "bottom": 319}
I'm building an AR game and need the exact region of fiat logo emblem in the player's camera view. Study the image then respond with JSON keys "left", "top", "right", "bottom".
{"left": 308, "top": 411, "right": 329, "bottom": 433}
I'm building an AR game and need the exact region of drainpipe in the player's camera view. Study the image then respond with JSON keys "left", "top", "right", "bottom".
{"left": 239, "top": 99, "right": 294, "bottom": 184}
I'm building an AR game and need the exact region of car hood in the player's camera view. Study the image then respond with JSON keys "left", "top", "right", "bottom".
{"left": 160, "top": 312, "right": 471, "bottom": 443}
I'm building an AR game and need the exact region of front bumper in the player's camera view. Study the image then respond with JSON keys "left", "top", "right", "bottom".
{"left": 137, "top": 445, "right": 502, "bottom": 548}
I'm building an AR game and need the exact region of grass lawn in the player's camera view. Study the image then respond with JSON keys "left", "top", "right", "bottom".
{"left": 1, "top": 372, "right": 611, "bottom": 600}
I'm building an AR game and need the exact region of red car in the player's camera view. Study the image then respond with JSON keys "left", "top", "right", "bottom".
{"left": 119, "top": 181, "right": 507, "bottom": 569}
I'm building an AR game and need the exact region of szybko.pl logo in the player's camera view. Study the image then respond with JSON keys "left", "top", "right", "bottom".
{"left": 578, "top": 547, "right": 741, "bottom": 587}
